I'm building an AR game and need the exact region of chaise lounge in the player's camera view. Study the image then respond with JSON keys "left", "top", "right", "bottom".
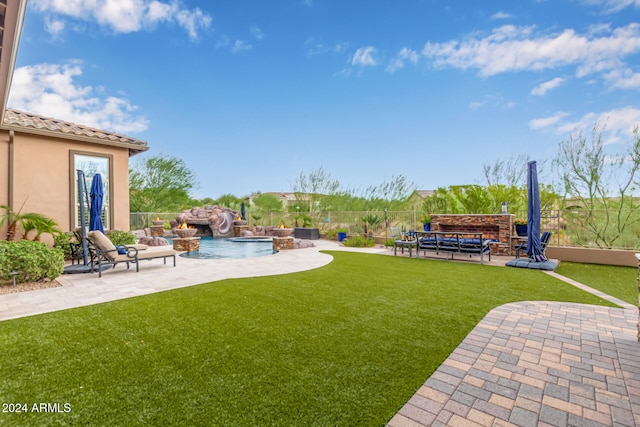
{"left": 87, "top": 230, "right": 177, "bottom": 277}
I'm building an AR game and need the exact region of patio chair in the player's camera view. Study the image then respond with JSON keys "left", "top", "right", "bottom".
{"left": 87, "top": 230, "right": 177, "bottom": 277}
{"left": 515, "top": 231, "right": 553, "bottom": 259}
{"left": 390, "top": 226, "right": 417, "bottom": 257}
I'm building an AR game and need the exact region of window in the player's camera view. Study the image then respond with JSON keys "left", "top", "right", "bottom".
{"left": 70, "top": 151, "right": 113, "bottom": 230}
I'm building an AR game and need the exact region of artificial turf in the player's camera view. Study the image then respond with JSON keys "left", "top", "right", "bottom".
{"left": 555, "top": 261, "right": 638, "bottom": 305}
{"left": 0, "top": 251, "right": 615, "bottom": 426}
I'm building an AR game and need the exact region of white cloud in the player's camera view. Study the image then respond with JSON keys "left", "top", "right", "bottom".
{"left": 44, "top": 17, "right": 65, "bottom": 38}
{"left": 469, "top": 101, "right": 485, "bottom": 110}
{"left": 215, "top": 35, "right": 230, "bottom": 49}
{"left": 8, "top": 62, "right": 149, "bottom": 134}
{"left": 30, "top": 0, "right": 212, "bottom": 40}
{"left": 386, "top": 47, "right": 419, "bottom": 73}
{"left": 556, "top": 107, "right": 640, "bottom": 142}
{"left": 305, "top": 38, "right": 349, "bottom": 56}
{"left": 175, "top": 7, "right": 212, "bottom": 40}
{"left": 604, "top": 68, "right": 640, "bottom": 89}
{"left": 250, "top": 26, "right": 264, "bottom": 40}
{"left": 351, "top": 46, "right": 378, "bottom": 67}
{"left": 530, "top": 107, "right": 640, "bottom": 147}
{"left": 531, "top": 77, "right": 565, "bottom": 95}
{"left": 421, "top": 24, "right": 640, "bottom": 84}
{"left": 468, "top": 94, "right": 515, "bottom": 111}
{"left": 580, "top": 0, "right": 640, "bottom": 12}
{"left": 491, "top": 11, "right": 512, "bottom": 20}
{"left": 529, "top": 112, "right": 570, "bottom": 129}
{"left": 231, "top": 40, "right": 252, "bottom": 53}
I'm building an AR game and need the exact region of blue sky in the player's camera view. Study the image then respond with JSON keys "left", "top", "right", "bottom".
{"left": 8, "top": 0, "right": 640, "bottom": 198}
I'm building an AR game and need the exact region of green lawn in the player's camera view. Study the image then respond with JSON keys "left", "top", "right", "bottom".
{"left": 556, "top": 261, "right": 638, "bottom": 305}
{"left": 0, "top": 252, "right": 615, "bottom": 426}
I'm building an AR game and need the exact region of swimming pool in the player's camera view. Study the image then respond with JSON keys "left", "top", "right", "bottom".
{"left": 174, "top": 237, "right": 276, "bottom": 260}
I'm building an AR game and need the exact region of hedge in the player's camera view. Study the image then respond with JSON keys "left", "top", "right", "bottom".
{"left": 0, "top": 240, "right": 64, "bottom": 284}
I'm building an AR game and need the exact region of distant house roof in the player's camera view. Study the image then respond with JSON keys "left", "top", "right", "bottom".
{"left": 246, "top": 192, "right": 297, "bottom": 201}
{"left": 2, "top": 108, "right": 148, "bottom": 155}
{"left": 414, "top": 190, "right": 434, "bottom": 198}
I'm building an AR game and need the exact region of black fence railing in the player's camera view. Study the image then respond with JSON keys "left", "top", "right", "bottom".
{"left": 130, "top": 209, "right": 640, "bottom": 250}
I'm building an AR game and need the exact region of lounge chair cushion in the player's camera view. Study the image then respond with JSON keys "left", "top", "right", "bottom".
{"left": 110, "top": 247, "right": 176, "bottom": 263}
{"left": 88, "top": 230, "right": 118, "bottom": 253}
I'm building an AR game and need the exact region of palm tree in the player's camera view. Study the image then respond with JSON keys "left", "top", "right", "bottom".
{"left": 1, "top": 203, "right": 27, "bottom": 241}
{"left": 21, "top": 214, "right": 61, "bottom": 241}
{"left": 0, "top": 204, "right": 60, "bottom": 241}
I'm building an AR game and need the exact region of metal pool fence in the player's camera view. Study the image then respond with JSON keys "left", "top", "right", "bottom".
{"left": 130, "top": 209, "right": 640, "bottom": 250}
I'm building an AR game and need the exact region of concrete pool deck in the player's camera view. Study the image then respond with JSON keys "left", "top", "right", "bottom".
{"left": 1, "top": 240, "right": 639, "bottom": 426}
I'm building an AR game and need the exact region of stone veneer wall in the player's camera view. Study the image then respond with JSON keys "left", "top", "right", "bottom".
{"left": 431, "top": 214, "right": 514, "bottom": 255}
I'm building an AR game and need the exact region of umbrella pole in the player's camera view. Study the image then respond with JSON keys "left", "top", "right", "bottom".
{"left": 77, "top": 169, "right": 89, "bottom": 266}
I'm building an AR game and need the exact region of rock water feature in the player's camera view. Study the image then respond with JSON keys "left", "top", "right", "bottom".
{"left": 171, "top": 206, "right": 315, "bottom": 251}
{"left": 173, "top": 206, "right": 240, "bottom": 238}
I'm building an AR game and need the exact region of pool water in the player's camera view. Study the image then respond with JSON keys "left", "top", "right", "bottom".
{"left": 174, "top": 237, "right": 276, "bottom": 260}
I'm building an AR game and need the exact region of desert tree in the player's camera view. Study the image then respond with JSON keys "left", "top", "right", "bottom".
{"left": 555, "top": 122, "right": 640, "bottom": 248}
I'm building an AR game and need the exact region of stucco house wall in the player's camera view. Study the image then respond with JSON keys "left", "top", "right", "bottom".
{"left": 0, "top": 1, "right": 149, "bottom": 240}
{"left": 0, "top": 110, "right": 148, "bottom": 239}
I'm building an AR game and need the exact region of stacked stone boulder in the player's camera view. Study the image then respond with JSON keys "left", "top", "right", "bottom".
{"left": 173, "top": 206, "right": 240, "bottom": 238}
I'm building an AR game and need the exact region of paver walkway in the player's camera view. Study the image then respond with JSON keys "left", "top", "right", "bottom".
{"left": 388, "top": 301, "right": 640, "bottom": 427}
{"left": 2, "top": 240, "right": 639, "bottom": 427}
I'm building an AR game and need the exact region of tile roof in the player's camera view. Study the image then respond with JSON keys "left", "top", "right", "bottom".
{"left": 2, "top": 108, "right": 148, "bottom": 152}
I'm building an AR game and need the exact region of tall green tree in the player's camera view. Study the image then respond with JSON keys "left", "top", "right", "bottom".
{"left": 129, "top": 155, "right": 197, "bottom": 212}
{"left": 422, "top": 184, "right": 556, "bottom": 215}
{"left": 214, "top": 194, "right": 243, "bottom": 210}
{"left": 252, "top": 193, "right": 283, "bottom": 213}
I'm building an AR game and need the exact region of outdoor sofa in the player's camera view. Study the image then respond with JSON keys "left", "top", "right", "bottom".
{"left": 416, "top": 231, "right": 492, "bottom": 264}
{"left": 87, "top": 230, "right": 177, "bottom": 277}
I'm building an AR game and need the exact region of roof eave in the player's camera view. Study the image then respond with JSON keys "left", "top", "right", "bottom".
{"left": 0, "top": 124, "right": 149, "bottom": 156}
{"left": 0, "top": 0, "right": 28, "bottom": 123}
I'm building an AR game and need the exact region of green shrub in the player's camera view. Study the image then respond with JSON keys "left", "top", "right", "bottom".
{"left": 53, "top": 231, "right": 77, "bottom": 259}
{"left": 0, "top": 240, "right": 64, "bottom": 284}
{"left": 325, "top": 229, "right": 338, "bottom": 240}
{"left": 108, "top": 230, "right": 136, "bottom": 246}
{"left": 342, "top": 235, "right": 375, "bottom": 248}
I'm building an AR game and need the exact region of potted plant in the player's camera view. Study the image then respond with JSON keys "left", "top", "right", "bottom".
{"left": 420, "top": 213, "right": 431, "bottom": 232}
{"left": 362, "top": 214, "right": 381, "bottom": 239}
{"left": 514, "top": 218, "right": 528, "bottom": 236}
{"left": 336, "top": 227, "right": 348, "bottom": 242}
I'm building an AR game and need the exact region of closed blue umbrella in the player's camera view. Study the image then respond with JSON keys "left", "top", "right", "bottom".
{"left": 241, "top": 202, "right": 246, "bottom": 220}
{"left": 89, "top": 173, "right": 104, "bottom": 233}
{"left": 526, "top": 161, "right": 547, "bottom": 262}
